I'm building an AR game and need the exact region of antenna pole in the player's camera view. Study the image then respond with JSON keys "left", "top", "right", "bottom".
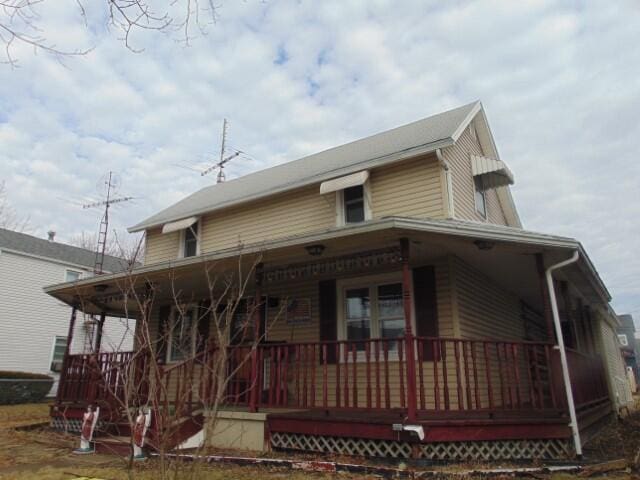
{"left": 217, "top": 119, "right": 228, "bottom": 184}
{"left": 94, "top": 172, "right": 113, "bottom": 274}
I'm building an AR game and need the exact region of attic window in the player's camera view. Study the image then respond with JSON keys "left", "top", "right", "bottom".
{"left": 183, "top": 223, "right": 199, "bottom": 258}
{"left": 344, "top": 186, "right": 365, "bottom": 223}
{"left": 474, "top": 176, "right": 487, "bottom": 218}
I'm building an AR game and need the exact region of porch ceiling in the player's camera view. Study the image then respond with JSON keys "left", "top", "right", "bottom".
{"left": 44, "top": 217, "right": 608, "bottom": 316}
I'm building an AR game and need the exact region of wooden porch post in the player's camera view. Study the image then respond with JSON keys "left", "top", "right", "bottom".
{"left": 56, "top": 303, "right": 78, "bottom": 403}
{"left": 400, "top": 238, "right": 418, "bottom": 423}
{"left": 94, "top": 312, "right": 106, "bottom": 353}
{"left": 249, "top": 263, "right": 263, "bottom": 413}
{"left": 536, "top": 254, "right": 555, "bottom": 343}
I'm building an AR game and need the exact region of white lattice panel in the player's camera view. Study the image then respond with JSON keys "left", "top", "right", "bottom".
{"left": 50, "top": 416, "right": 104, "bottom": 433}
{"left": 270, "top": 432, "right": 571, "bottom": 460}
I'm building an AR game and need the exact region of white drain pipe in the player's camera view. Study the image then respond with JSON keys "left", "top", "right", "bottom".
{"left": 545, "top": 250, "right": 582, "bottom": 457}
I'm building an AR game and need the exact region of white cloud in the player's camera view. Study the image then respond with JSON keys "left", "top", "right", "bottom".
{"left": 0, "top": 0, "right": 639, "bottom": 317}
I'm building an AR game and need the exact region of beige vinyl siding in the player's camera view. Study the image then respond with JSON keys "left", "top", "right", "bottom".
{"left": 444, "top": 127, "right": 508, "bottom": 226}
{"left": 370, "top": 155, "right": 445, "bottom": 220}
{"left": 451, "top": 256, "right": 524, "bottom": 340}
{"left": 597, "top": 315, "right": 632, "bottom": 407}
{"left": 145, "top": 229, "right": 180, "bottom": 265}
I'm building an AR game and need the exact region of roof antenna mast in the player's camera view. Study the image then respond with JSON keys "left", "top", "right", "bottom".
{"left": 201, "top": 118, "right": 241, "bottom": 183}
{"left": 82, "top": 171, "right": 133, "bottom": 274}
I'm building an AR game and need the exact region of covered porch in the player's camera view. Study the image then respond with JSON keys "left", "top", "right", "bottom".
{"left": 46, "top": 218, "right": 614, "bottom": 459}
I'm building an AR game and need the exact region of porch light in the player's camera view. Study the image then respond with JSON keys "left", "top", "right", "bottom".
{"left": 305, "top": 244, "right": 326, "bottom": 256}
{"left": 473, "top": 240, "right": 495, "bottom": 251}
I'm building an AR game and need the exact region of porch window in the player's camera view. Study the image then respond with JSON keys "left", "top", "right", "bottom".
{"left": 474, "top": 176, "right": 487, "bottom": 217}
{"left": 182, "top": 223, "right": 199, "bottom": 258}
{"left": 343, "top": 281, "right": 404, "bottom": 351}
{"left": 167, "top": 307, "right": 197, "bottom": 362}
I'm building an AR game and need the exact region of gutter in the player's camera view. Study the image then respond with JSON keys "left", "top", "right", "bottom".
{"left": 545, "top": 250, "right": 582, "bottom": 457}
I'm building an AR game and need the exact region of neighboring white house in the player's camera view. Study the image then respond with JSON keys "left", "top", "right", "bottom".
{"left": 0, "top": 228, "right": 135, "bottom": 394}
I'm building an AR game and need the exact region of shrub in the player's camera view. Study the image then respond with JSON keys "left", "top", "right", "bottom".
{"left": 0, "top": 371, "right": 54, "bottom": 405}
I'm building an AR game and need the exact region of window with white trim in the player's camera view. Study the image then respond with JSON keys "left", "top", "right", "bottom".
{"left": 474, "top": 176, "right": 487, "bottom": 217}
{"left": 618, "top": 334, "right": 629, "bottom": 347}
{"left": 341, "top": 279, "right": 405, "bottom": 352}
{"left": 65, "top": 269, "right": 82, "bottom": 282}
{"left": 50, "top": 336, "right": 67, "bottom": 371}
{"left": 343, "top": 185, "right": 365, "bottom": 223}
{"left": 167, "top": 306, "right": 198, "bottom": 362}
{"left": 181, "top": 223, "right": 199, "bottom": 258}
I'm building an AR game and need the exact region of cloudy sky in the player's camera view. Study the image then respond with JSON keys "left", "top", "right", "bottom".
{"left": 0, "top": 0, "right": 638, "bottom": 317}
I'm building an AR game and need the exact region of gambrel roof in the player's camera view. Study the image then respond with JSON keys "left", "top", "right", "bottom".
{"left": 130, "top": 101, "right": 514, "bottom": 232}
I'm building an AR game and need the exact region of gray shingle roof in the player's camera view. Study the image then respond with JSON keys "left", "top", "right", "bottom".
{"left": 129, "top": 101, "right": 479, "bottom": 232}
{"left": 0, "top": 228, "right": 130, "bottom": 273}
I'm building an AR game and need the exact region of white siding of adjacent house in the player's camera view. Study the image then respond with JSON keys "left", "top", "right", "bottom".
{"left": 0, "top": 249, "right": 134, "bottom": 393}
{"left": 597, "top": 313, "right": 633, "bottom": 408}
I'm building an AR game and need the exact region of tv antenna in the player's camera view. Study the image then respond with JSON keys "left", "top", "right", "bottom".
{"left": 201, "top": 118, "right": 241, "bottom": 183}
{"left": 82, "top": 171, "right": 134, "bottom": 274}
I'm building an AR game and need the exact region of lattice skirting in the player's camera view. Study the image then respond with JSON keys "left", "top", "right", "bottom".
{"left": 270, "top": 433, "right": 571, "bottom": 460}
{"left": 50, "top": 416, "right": 105, "bottom": 433}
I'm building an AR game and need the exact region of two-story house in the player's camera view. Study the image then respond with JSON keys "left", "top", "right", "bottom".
{"left": 0, "top": 228, "right": 134, "bottom": 395}
{"left": 45, "top": 101, "right": 630, "bottom": 461}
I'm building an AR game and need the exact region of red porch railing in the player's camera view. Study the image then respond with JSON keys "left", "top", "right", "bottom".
{"left": 56, "top": 337, "right": 611, "bottom": 419}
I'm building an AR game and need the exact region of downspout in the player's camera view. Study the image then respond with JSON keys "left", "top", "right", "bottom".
{"left": 545, "top": 250, "right": 582, "bottom": 457}
{"left": 436, "top": 148, "right": 455, "bottom": 218}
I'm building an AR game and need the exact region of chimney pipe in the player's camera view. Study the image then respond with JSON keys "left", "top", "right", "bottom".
{"left": 47, "top": 231, "right": 56, "bottom": 242}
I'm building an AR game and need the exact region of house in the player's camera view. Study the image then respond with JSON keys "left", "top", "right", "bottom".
{"left": 617, "top": 314, "right": 639, "bottom": 387}
{"left": 45, "top": 101, "right": 631, "bottom": 461}
{"left": 0, "top": 228, "right": 135, "bottom": 394}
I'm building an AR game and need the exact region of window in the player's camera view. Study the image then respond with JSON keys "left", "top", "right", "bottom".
{"left": 50, "top": 336, "right": 67, "bottom": 371}
{"left": 474, "top": 176, "right": 487, "bottom": 217}
{"left": 65, "top": 270, "right": 82, "bottom": 282}
{"left": 182, "top": 223, "right": 199, "bottom": 258}
{"left": 342, "top": 280, "right": 405, "bottom": 351}
{"left": 618, "top": 334, "right": 629, "bottom": 347}
{"left": 343, "top": 185, "right": 365, "bottom": 223}
{"left": 167, "top": 306, "right": 198, "bottom": 362}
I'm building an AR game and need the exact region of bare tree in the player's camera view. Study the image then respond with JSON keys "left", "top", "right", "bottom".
{"left": 67, "top": 229, "right": 145, "bottom": 265}
{"left": 0, "top": 180, "right": 30, "bottom": 231}
{"left": 73, "top": 248, "right": 284, "bottom": 478}
{"left": 0, "top": 1, "right": 220, "bottom": 66}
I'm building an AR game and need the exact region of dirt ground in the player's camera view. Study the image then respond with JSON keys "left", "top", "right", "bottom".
{"left": 0, "top": 403, "right": 639, "bottom": 479}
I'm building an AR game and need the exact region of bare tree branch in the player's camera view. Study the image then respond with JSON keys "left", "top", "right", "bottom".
{"left": 0, "top": 180, "right": 31, "bottom": 231}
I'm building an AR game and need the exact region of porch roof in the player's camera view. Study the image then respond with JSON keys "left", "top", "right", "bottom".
{"left": 44, "top": 217, "right": 610, "bottom": 316}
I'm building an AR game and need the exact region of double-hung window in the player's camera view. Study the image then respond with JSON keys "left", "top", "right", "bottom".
{"left": 343, "top": 185, "right": 365, "bottom": 223}
{"left": 183, "top": 223, "right": 199, "bottom": 258}
{"left": 474, "top": 176, "right": 487, "bottom": 217}
{"left": 167, "top": 306, "right": 198, "bottom": 362}
{"left": 65, "top": 270, "right": 82, "bottom": 282}
{"left": 50, "top": 336, "right": 67, "bottom": 371}
{"left": 342, "top": 278, "right": 405, "bottom": 352}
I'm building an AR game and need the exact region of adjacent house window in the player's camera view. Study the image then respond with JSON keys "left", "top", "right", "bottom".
{"left": 342, "top": 279, "right": 405, "bottom": 352}
{"left": 65, "top": 270, "right": 82, "bottom": 282}
{"left": 182, "top": 223, "right": 199, "bottom": 258}
{"left": 50, "top": 336, "right": 67, "bottom": 371}
{"left": 618, "top": 334, "right": 629, "bottom": 347}
{"left": 474, "top": 176, "right": 487, "bottom": 217}
{"left": 167, "top": 306, "right": 198, "bottom": 362}
{"left": 343, "top": 185, "right": 366, "bottom": 223}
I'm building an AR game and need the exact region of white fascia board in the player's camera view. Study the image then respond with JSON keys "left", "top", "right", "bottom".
{"left": 450, "top": 101, "right": 482, "bottom": 143}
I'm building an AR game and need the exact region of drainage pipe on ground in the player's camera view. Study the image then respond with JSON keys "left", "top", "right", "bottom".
{"left": 545, "top": 250, "right": 582, "bottom": 457}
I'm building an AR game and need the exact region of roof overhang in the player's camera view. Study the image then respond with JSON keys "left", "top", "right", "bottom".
{"left": 320, "top": 171, "right": 369, "bottom": 195}
{"left": 471, "top": 155, "right": 514, "bottom": 188}
{"left": 50, "top": 217, "right": 612, "bottom": 313}
{"left": 161, "top": 216, "right": 198, "bottom": 234}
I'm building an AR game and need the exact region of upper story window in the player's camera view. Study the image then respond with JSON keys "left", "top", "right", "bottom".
{"left": 618, "top": 334, "right": 629, "bottom": 347}
{"left": 474, "top": 176, "right": 487, "bottom": 218}
{"left": 183, "top": 223, "right": 199, "bottom": 258}
{"left": 65, "top": 270, "right": 82, "bottom": 282}
{"left": 344, "top": 185, "right": 365, "bottom": 223}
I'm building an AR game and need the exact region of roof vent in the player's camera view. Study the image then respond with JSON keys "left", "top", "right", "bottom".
{"left": 47, "top": 231, "right": 56, "bottom": 242}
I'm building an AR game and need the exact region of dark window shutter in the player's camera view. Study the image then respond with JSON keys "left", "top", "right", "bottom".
{"left": 319, "top": 279, "right": 338, "bottom": 364}
{"left": 197, "top": 300, "right": 211, "bottom": 353}
{"left": 156, "top": 305, "right": 171, "bottom": 364}
{"left": 413, "top": 266, "right": 438, "bottom": 361}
